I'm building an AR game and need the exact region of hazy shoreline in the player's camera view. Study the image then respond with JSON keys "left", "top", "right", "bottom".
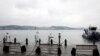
{"left": 0, "top": 25, "right": 83, "bottom": 30}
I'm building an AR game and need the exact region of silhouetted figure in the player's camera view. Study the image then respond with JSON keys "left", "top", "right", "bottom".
{"left": 64, "top": 39, "right": 67, "bottom": 48}
{"left": 71, "top": 48, "right": 76, "bottom": 56}
{"left": 26, "top": 38, "right": 28, "bottom": 45}
{"left": 57, "top": 47, "right": 62, "bottom": 56}
{"left": 93, "top": 48, "right": 99, "bottom": 56}
{"left": 14, "top": 38, "right": 16, "bottom": 44}
{"left": 51, "top": 39, "right": 53, "bottom": 46}
{"left": 3, "top": 37, "right": 6, "bottom": 44}
{"left": 39, "top": 38, "right": 41, "bottom": 45}
{"left": 35, "top": 46, "right": 41, "bottom": 56}
{"left": 21, "top": 45, "right": 26, "bottom": 53}
{"left": 3, "top": 46, "right": 9, "bottom": 53}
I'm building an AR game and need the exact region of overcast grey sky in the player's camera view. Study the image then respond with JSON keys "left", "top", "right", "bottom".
{"left": 0, "top": 0, "right": 100, "bottom": 27}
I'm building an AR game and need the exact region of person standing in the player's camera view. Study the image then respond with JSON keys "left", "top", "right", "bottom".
{"left": 35, "top": 32, "right": 39, "bottom": 45}
{"left": 48, "top": 33, "right": 54, "bottom": 44}
{"left": 5, "top": 32, "right": 11, "bottom": 42}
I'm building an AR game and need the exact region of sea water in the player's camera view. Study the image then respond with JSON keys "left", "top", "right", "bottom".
{"left": 0, "top": 30, "right": 97, "bottom": 46}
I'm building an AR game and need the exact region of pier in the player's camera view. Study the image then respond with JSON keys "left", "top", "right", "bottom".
{"left": 0, "top": 33, "right": 100, "bottom": 56}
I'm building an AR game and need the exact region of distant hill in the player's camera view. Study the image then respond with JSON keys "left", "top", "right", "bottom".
{"left": 0, "top": 25, "right": 35, "bottom": 30}
{"left": 50, "top": 26, "right": 73, "bottom": 30}
{"left": 0, "top": 25, "right": 83, "bottom": 30}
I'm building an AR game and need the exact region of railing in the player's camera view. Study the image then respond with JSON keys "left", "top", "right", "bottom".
{"left": 76, "top": 45, "right": 97, "bottom": 56}
{"left": 76, "top": 45, "right": 97, "bottom": 50}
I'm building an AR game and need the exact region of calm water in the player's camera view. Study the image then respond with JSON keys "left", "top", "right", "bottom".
{"left": 0, "top": 30, "right": 99, "bottom": 46}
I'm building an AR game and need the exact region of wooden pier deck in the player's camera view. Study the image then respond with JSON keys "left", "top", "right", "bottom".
{"left": 0, "top": 42, "right": 73, "bottom": 56}
{"left": 0, "top": 42, "right": 100, "bottom": 56}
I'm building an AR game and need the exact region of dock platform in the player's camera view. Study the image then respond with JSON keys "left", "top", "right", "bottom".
{"left": 0, "top": 43, "right": 100, "bottom": 56}
{"left": 0, "top": 42, "right": 72, "bottom": 56}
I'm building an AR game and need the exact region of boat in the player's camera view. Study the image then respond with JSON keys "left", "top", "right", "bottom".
{"left": 82, "top": 26, "right": 100, "bottom": 41}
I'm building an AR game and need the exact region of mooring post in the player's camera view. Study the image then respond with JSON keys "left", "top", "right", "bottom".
{"left": 57, "top": 47, "right": 62, "bottom": 56}
{"left": 3, "top": 46, "right": 9, "bottom": 53}
{"left": 92, "top": 32, "right": 96, "bottom": 45}
{"left": 26, "top": 38, "right": 28, "bottom": 45}
{"left": 14, "top": 38, "right": 16, "bottom": 44}
{"left": 3, "top": 37, "right": 6, "bottom": 44}
{"left": 35, "top": 46, "right": 41, "bottom": 55}
{"left": 58, "top": 33, "right": 61, "bottom": 46}
{"left": 39, "top": 38, "right": 41, "bottom": 45}
{"left": 51, "top": 39, "right": 53, "bottom": 46}
{"left": 93, "top": 40, "right": 96, "bottom": 46}
{"left": 71, "top": 47, "right": 76, "bottom": 56}
{"left": 21, "top": 45, "right": 26, "bottom": 53}
{"left": 64, "top": 39, "right": 67, "bottom": 47}
{"left": 93, "top": 48, "right": 99, "bottom": 56}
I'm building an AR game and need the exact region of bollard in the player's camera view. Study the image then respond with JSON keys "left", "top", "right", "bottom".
{"left": 14, "top": 38, "right": 16, "bottom": 44}
{"left": 3, "top": 37, "right": 6, "bottom": 44}
{"left": 64, "top": 39, "right": 67, "bottom": 47}
{"left": 35, "top": 46, "right": 41, "bottom": 55}
{"left": 57, "top": 47, "right": 62, "bottom": 56}
{"left": 51, "top": 39, "right": 53, "bottom": 46}
{"left": 71, "top": 48, "right": 76, "bottom": 56}
{"left": 93, "top": 48, "right": 99, "bottom": 56}
{"left": 21, "top": 45, "right": 26, "bottom": 53}
{"left": 26, "top": 38, "right": 28, "bottom": 45}
{"left": 39, "top": 38, "right": 41, "bottom": 45}
{"left": 3, "top": 46, "right": 9, "bottom": 53}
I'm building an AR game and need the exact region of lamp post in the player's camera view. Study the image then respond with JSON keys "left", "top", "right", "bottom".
{"left": 58, "top": 33, "right": 61, "bottom": 46}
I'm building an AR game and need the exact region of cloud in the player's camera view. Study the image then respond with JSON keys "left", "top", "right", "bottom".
{"left": 0, "top": 0, "right": 100, "bottom": 27}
